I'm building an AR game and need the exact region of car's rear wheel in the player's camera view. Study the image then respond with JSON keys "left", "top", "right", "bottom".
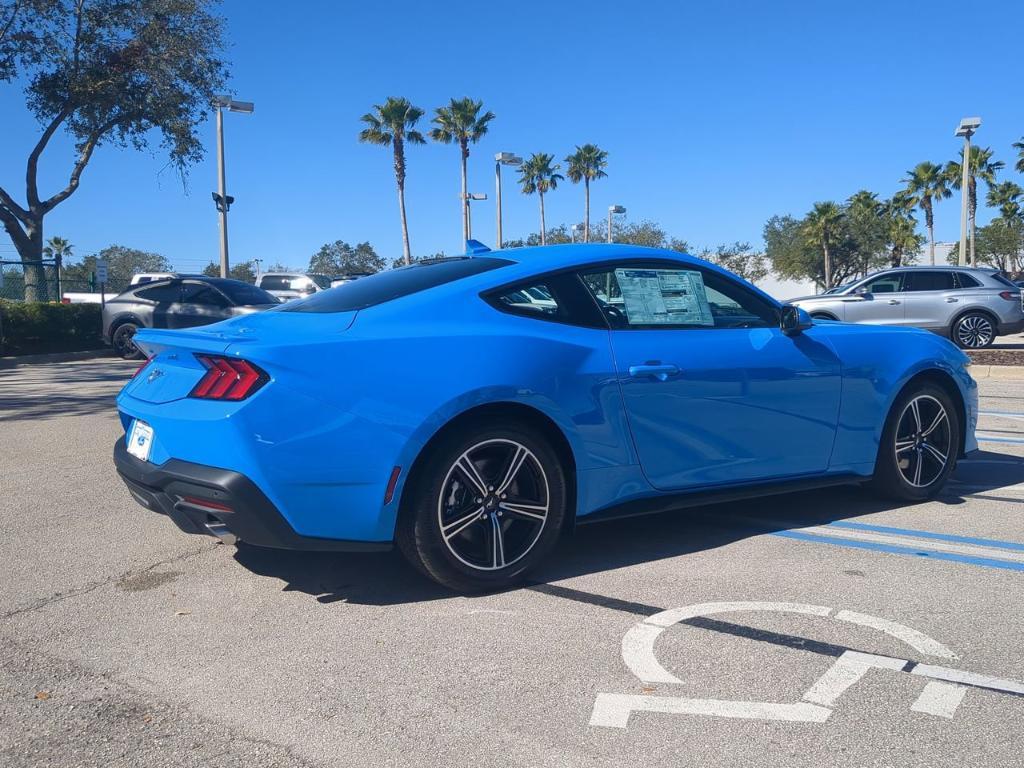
{"left": 952, "top": 311, "right": 995, "bottom": 349}
{"left": 397, "top": 420, "right": 567, "bottom": 592}
{"left": 112, "top": 322, "right": 143, "bottom": 360}
{"left": 869, "top": 383, "right": 960, "bottom": 501}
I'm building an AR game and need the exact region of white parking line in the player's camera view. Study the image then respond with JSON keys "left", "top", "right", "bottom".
{"left": 911, "top": 682, "right": 967, "bottom": 718}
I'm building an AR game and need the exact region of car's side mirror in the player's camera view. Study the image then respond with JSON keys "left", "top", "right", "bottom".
{"left": 855, "top": 286, "right": 870, "bottom": 295}
{"left": 780, "top": 304, "right": 813, "bottom": 336}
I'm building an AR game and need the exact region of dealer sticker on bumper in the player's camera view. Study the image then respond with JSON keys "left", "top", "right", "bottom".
{"left": 127, "top": 420, "right": 154, "bottom": 462}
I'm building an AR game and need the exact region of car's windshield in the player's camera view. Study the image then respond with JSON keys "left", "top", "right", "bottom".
{"left": 217, "top": 281, "right": 279, "bottom": 305}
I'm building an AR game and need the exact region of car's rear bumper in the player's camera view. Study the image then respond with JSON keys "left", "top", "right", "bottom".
{"left": 112, "top": 437, "right": 392, "bottom": 552}
{"left": 997, "top": 318, "right": 1024, "bottom": 336}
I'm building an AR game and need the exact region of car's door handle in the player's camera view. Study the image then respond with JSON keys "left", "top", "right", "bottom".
{"left": 628, "top": 363, "right": 680, "bottom": 381}
{"left": 945, "top": 297, "right": 958, "bottom": 303}
{"left": 887, "top": 299, "right": 901, "bottom": 305}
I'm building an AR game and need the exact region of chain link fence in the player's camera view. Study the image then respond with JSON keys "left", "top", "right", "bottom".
{"left": 0, "top": 259, "right": 60, "bottom": 302}
{"left": 1, "top": 259, "right": 130, "bottom": 302}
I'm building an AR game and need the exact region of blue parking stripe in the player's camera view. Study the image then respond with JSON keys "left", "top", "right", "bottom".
{"left": 827, "top": 521, "right": 1024, "bottom": 552}
{"left": 772, "top": 530, "right": 1024, "bottom": 572}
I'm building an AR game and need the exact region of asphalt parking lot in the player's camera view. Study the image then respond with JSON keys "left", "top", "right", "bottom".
{"left": 2, "top": 358, "right": 1023, "bottom": 767}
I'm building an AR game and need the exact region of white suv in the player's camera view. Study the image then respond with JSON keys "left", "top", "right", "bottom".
{"left": 256, "top": 273, "right": 332, "bottom": 302}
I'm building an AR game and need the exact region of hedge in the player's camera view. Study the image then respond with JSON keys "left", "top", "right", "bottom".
{"left": 0, "top": 300, "right": 105, "bottom": 356}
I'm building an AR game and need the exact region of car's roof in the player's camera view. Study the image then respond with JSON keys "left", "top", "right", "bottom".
{"left": 259, "top": 272, "right": 326, "bottom": 277}
{"left": 135, "top": 275, "right": 253, "bottom": 289}
{"left": 877, "top": 265, "right": 997, "bottom": 273}
{"left": 487, "top": 243, "right": 704, "bottom": 273}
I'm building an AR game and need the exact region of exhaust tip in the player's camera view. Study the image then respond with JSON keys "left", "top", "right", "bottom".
{"left": 204, "top": 520, "right": 238, "bottom": 546}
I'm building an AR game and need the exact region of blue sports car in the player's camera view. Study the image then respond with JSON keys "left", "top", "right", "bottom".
{"left": 113, "top": 244, "right": 979, "bottom": 591}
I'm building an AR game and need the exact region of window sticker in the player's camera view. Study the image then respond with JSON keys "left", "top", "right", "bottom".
{"left": 614, "top": 268, "right": 714, "bottom": 326}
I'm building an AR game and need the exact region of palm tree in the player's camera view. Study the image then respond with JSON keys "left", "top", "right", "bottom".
{"left": 518, "top": 153, "right": 564, "bottom": 246}
{"left": 42, "top": 236, "right": 73, "bottom": 264}
{"left": 429, "top": 98, "right": 496, "bottom": 244}
{"left": 802, "top": 201, "right": 844, "bottom": 289}
{"left": 902, "top": 162, "right": 952, "bottom": 265}
{"left": 945, "top": 146, "right": 1004, "bottom": 266}
{"left": 359, "top": 97, "right": 426, "bottom": 265}
{"left": 846, "top": 190, "right": 883, "bottom": 277}
{"left": 564, "top": 144, "right": 608, "bottom": 242}
{"left": 986, "top": 181, "right": 1024, "bottom": 224}
{"left": 1012, "top": 138, "right": 1024, "bottom": 174}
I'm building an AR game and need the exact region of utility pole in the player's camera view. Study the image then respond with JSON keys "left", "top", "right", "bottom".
{"left": 954, "top": 117, "right": 981, "bottom": 267}
{"left": 212, "top": 96, "right": 254, "bottom": 278}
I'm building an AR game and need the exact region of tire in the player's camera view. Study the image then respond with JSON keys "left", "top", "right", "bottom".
{"left": 869, "top": 383, "right": 960, "bottom": 501}
{"left": 810, "top": 312, "right": 837, "bottom": 321}
{"left": 951, "top": 311, "right": 996, "bottom": 349}
{"left": 396, "top": 419, "right": 567, "bottom": 592}
{"left": 111, "top": 322, "right": 143, "bottom": 360}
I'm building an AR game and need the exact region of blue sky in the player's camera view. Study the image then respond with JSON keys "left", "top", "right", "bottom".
{"left": 2, "top": 0, "right": 1023, "bottom": 273}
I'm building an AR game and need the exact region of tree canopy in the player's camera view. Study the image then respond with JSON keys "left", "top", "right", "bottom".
{"left": 0, "top": 0, "right": 228, "bottom": 299}
{"left": 308, "top": 241, "right": 384, "bottom": 275}
{"left": 202, "top": 260, "right": 257, "bottom": 283}
{"left": 62, "top": 244, "right": 171, "bottom": 290}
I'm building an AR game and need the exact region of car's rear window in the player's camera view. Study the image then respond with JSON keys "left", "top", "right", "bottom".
{"left": 282, "top": 257, "right": 512, "bottom": 313}
{"left": 218, "top": 281, "right": 278, "bottom": 305}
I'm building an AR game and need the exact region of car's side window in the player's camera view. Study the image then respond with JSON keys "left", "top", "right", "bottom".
{"left": 904, "top": 271, "right": 955, "bottom": 292}
{"left": 579, "top": 263, "right": 777, "bottom": 330}
{"left": 485, "top": 274, "right": 606, "bottom": 328}
{"left": 954, "top": 272, "right": 980, "bottom": 289}
{"left": 181, "top": 282, "right": 230, "bottom": 307}
{"left": 862, "top": 274, "right": 904, "bottom": 294}
{"left": 135, "top": 281, "right": 181, "bottom": 303}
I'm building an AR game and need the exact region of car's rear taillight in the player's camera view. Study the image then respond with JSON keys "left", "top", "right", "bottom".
{"left": 998, "top": 291, "right": 1020, "bottom": 301}
{"left": 189, "top": 355, "right": 268, "bottom": 400}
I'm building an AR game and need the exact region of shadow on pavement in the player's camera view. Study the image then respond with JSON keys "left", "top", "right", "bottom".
{"left": 232, "top": 449, "right": 1024, "bottom": 608}
{"left": 0, "top": 359, "right": 133, "bottom": 422}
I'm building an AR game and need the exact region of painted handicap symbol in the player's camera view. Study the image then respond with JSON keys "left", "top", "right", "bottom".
{"left": 590, "top": 601, "right": 1024, "bottom": 728}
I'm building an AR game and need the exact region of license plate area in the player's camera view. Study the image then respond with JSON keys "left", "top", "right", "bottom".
{"left": 127, "top": 420, "right": 154, "bottom": 462}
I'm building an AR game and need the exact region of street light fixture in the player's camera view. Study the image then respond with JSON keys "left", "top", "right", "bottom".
{"left": 495, "top": 152, "right": 522, "bottom": 248}
{"left": 954, "top": 117, "right": 981, "bottom": 267}
{"left": 465, "top": 193, "right": 487, "bottom": 241}
{"left": 212, "top": 95, "right": 254, "bottom": 278}
{"left": 607, "top": 204, "right": 626, "bottom": 244}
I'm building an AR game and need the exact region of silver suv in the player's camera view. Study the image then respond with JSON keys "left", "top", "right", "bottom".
{"left": 790, "top": 266, "right": 1024, "bottom": 349}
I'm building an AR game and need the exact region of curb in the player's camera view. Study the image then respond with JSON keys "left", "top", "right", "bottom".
{"left": 0, "top": 348, "right": 113, "bottom": 370}
{"left": 968, "top": 365, "right": 1024, "bottom": 380}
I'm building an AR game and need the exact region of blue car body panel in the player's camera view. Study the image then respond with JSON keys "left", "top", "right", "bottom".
{"left": 116, "top": 244, "right": 977, "bottom": 545}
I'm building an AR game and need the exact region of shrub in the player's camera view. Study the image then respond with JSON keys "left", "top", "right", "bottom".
{"left": 0, "top": 300, "right": 104, "bottom": 356}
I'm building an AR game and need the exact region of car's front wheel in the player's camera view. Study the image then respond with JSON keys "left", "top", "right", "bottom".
{"left": 397, "top": 420, "right": 567, "bottom": 592}
{"left": 111, "top": 322, "right": 143, "bottom": 360}
{"left": 952, "top": 311, "right": 996, "bottom": 349}
{"left": 869, "top": 383, "right": 960, "bottom": 501}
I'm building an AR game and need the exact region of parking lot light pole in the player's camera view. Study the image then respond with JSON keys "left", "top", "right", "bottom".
{"left": 954, "top": 117, "right": 981, "bottom": 268}
{"left": 466, "top": 193, "right": 487, "bottom": 242}
{"left": 495, "top": 153, "right": 522, "bottom": 249}
{"left": 607, "top": 205, "right": 626, "bottom": 244}
{"left": 212, "top": 96, "right": 254, "bottom": 278}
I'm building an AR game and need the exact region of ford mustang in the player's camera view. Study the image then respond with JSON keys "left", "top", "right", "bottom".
{"left": 113, "top": 244, "right": 978, "bottom": 591}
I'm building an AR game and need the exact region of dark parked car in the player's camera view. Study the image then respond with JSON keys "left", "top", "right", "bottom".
{"left": 102, "top": 276, "right": 279, "bottom": 359}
